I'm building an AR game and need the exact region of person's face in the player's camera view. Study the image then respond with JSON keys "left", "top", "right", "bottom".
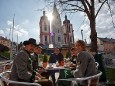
{"left": 71, "top": 48, "right": 78, "bottom": 56}
{"left": 34, "top": 47, "right": 42, "bottom": 54}
{"left": 26, "top": 44, "right": 35, "bottom": 53}
{"left": 54, "top": 48, "right": 60, "bottom": 55}
{"left": 71, "top": 50, "right": 75, "bottom": 56}
{"left": 75, "top": 42, "right": 82, "bottom": 53}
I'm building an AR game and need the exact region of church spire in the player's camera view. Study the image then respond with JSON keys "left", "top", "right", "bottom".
{"left": 53, "top": 3, "right": 58, "bottom": 15}
{"left": 65, "top": 15, "right": 67, "bottom": 20}
{"left": 43, "top": 11, "right": 46, "bottom": 16}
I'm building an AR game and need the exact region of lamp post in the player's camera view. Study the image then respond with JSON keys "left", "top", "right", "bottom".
{"left": 10, "top": 14, "right": 15, "bottom": 60}
{"left": 81, "top": 29, "right": 83, "bottom": 40}
{"left": 16, "top": 33, "right": 18, "bottom": 52}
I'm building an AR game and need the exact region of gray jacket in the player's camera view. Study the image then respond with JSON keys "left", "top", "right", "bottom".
{"left": 74, "top": 51, "right": 97, "bottom": 85}
{"left": 10, "top": 50, "right": 33, "bottom": 86}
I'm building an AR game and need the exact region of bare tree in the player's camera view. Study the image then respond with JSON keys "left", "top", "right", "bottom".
{"left": 44, "top": 0, "right": 108, "bottom": 53}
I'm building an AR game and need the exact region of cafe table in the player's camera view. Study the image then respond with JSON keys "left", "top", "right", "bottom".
{"left": 44, "top": 64, "right": 71, "bottom": 83}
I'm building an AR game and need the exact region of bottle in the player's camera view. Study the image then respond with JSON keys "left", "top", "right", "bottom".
{"left": 56, "top": 60, "right": 59, "bottom": 67}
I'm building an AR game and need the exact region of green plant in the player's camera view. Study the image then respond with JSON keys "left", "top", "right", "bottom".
{"left": 43, "top": 53, "right": 48, "bottom": 62}
{"left": 0, "top": 51, "right": 10, "bottom": 59}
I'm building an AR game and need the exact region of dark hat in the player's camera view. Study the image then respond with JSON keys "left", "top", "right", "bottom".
{"left": 23, "top": 38, "right": 36, "bottom": 46}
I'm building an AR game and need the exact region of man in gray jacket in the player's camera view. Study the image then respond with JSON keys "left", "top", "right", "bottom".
{"left": 74, "top": 40, "right": 97, "bottom": 86}
{"left": 10, "top": 38, "right": 36, "bottom": 86}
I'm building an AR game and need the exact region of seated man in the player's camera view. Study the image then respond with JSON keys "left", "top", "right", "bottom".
{"left": 48, "top": 47, "right": 64, "bottom": 86}
{"left": 10, "top": 38, "right": 37, "bottom": 86}
{"left": 32, "top": 45, "right": 49, "bottom": 79}
{"left": 73, "top": 40, "right": 97, "bottom": 86}
{"left": 10, "top": 38, "right": 53, "bottom": 86}
{"left": 32, "top": 45, "right": 52, "bottom": 86}
{"left": 58, "top": 40, "right": 98, "bottom": 86}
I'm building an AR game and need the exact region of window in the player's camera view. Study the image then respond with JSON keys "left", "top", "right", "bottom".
{"left": 58, "top": 36, "right": 61, "bottom": 42}
{"left": 45, "top": 36, "right": 47, "bottom": 41}
{"left": 67, "top": 24, "right": 70, "bottom": 32}
{"left": 64, "top": 37, "right": 66, "bottom": 43}
{"left": 44, "top": 23, "right": 47, "bottom": 31}
{"left": 70, "top": 37, "right": 72, "bottom": 42}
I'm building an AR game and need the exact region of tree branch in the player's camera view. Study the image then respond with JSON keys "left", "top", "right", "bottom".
{"left": 95, "top": 0, "right": 108, "bottom": 18}
{"left": 81, "top": 0, "right": 91, "bottom": 20}
{"left": 85, "top": 0, "right": 91, "bottom": 8}
{"left": 66, "top": 3, "right": 84, "bottom": 11}
{"left": 63, "top": 8, "right": 84, "bottom": 12}
{"left": 59, "top": 0, "right": 84, "bottom": 11}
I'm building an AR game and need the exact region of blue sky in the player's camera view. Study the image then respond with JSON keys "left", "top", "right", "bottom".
{"left": 0, "top": 0, "right": 115, "bottom": 44}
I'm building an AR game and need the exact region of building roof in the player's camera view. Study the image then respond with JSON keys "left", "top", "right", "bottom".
{"left": 0, "top": 36, "right": 10, "bottom": 41}
{"left": 98, "top": 37, "right": 115, "bottom": 42}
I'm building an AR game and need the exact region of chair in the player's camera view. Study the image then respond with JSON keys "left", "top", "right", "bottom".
{"left": 3, "top": 61, "right": 13, "bottom": 72}
{"left": 58, "top": 71, "right": 102, "bottom": 86}
{"left": 95, "top": 62, "right": 99, "bottom": 69}
{"left": 0, "top": 71, "right": 41, "bottom": 86}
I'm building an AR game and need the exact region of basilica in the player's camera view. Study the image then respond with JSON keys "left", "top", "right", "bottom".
{"left": 39, "top": 4, "right": 74, "bottom": 48}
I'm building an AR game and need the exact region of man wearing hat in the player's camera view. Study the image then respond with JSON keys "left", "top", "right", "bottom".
{"left": 10, "top": 38, "right": 36, "bottom": 86}
{"left": 32, "top": 45, "right": 43, "bottom": 70}
{"left": 32, "top": 45, "right": 53, "bottom": 86}
{"left": 32, "top": 45, "right": 49, "bottom": 78}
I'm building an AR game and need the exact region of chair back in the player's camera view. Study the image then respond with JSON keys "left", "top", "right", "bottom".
{"left": 58, "top": 71, "right": 102, "bottom": 86}
{"left": 3, "top": 62, "right": 12, "bottom": 72}
{"left": 0, "top": 71, "right": 41, "bottom": 86}
{"left": 95, "top": 62, "right": 99, "bottom": 69}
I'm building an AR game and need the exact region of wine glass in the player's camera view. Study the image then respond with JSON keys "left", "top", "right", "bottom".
{"left": 56, "top": 60, "right": 59, "bottom": 67}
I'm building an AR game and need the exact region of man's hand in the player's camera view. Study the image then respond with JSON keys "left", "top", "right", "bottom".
{"left": 37, "top": 68, "right": 45, "bottom": 74}
{"left": 35, "top": 72, "right": 41, "bottom": 80}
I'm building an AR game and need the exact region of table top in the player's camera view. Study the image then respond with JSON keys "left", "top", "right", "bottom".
{"left": 45, "top": 66, "right": 68, "bottom": 70}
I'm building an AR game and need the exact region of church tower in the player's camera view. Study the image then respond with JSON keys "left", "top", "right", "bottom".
{"left": 39, "top": 11, "right": 50, "bottom": 48}
{"left": 51, "top": 3, "right": 64, "bottom": 47}
{"left": 63, "top": 15, "right": 74, "bottom": 46}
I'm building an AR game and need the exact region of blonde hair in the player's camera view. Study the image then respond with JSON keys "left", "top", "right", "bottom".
{"left": 76, "top": 40, "right": 86, "bottom": 51}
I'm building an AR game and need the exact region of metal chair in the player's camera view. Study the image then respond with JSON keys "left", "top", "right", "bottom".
{"left": 0, "top": 60, "right": 13, "bottom": 73}
{"left": 95, "top": 62, "right": 99, "bottom": 69}
{"left": 58, "top": 71, "right": 102, "bottom": 86}
{"left": 3, "top": 62, "right": 13, "bottom": 72}
{"left": 0, "top": 71, "right": 41, "bottom": 86}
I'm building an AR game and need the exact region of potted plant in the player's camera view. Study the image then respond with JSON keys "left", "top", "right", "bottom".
{"left": 42, "top": 53, "right": 48, "bottom": 68}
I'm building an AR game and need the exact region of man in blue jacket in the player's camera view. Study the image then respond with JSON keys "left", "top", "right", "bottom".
{"left": 49, "top": 47, "right": 64, "bottom": 86}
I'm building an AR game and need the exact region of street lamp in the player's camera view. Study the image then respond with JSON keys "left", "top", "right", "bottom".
{"left": 81, "top": 29, "right": 83, "bottom": 40}
{"left": 10, "top": 14, "right": 15, "bottom": 60}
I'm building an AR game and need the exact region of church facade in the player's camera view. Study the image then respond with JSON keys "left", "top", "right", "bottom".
{"left": 39, "top": 4, "right": 74, "bottom": 48}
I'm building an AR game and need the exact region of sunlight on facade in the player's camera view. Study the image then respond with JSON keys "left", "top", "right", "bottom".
{"left": 47, "top": 12, "right": 53, "bottom": 22}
